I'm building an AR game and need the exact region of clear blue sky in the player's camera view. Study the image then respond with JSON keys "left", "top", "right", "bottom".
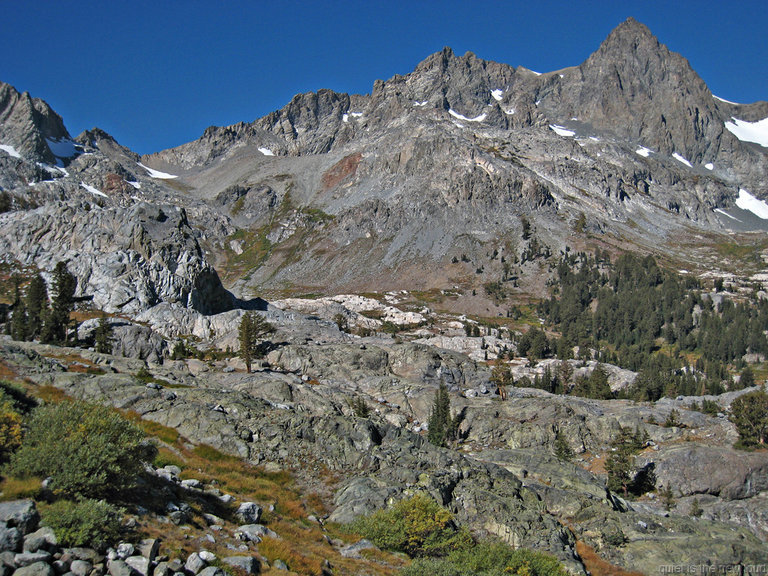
{"left": 1, "top": 0, "right": 766, "bottom": 155}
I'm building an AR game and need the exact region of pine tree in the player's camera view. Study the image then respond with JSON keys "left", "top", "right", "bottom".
{"left": 238, "top": 311, "right": 275, "bottom": 373}
{"left": 43, "top": 262, "right": 76, "bottom": 344}
{"left": 25, "top": 273, "right": 48, "bottom": 340}
{"left": 9, "top": 275, "right": 27, "bottom": 341}
{"left": 554, "top": 429, "right": 574, "bottom": 461}
{"left": 690, "top": 497, "right": 703, "bottom": 518}
{"left": 94, "top": 316, "right": 114, "bottom": 354}
{"left": 605, "top": 426, "right": 646, "bottom": 498}
{"left": 660, "top": 485, "right": 676, "bottom": 511}
{"left": 739, "top": 365, "right": 755, "bottom": 389}
{"left": 427, "top": 383, "right": 455, "bottom": 447}
{"left": 730, "top": 387, "right": 768, "bottom": 448}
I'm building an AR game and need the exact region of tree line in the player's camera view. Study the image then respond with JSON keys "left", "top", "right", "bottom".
{"left": 535, "top": 251, "right": 766, "bottom": 399}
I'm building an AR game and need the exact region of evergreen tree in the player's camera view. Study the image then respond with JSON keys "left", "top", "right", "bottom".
{"left": 554, "top": 429, "right": 574, "bottom": 461}
{"left": 690, "top": 498, "right": 703, "bottom": 518}
{"left": 605, "top": 426, "right": 649, "bottom": 498}
{"left": 43, "top": 262, "right": 76, "bottom": 344}
{"left": 739, "top": 365, "right": 755, "bottom": 389}
{"left": 660, "top": 485, "right": 676, "bottom": 511}
{"left": 490, "top": 363, "right": 513, "bottom": 399}
{"left": 730, "top": 387, "right": 768, "bottom": 448}
{"left": 238, "top": 311, "right": 275, "bottom": 373}
{"left": 9, "top": 276, "right": 27, "bottom": 341}
{"left": 427, "top": 383, "right": 456, "bottom": 447}
{"left": 94, "top": 316, "right": 114, "bottom": 354}
{"left": 25, "top": 274, "right": 48, "bottom": 340}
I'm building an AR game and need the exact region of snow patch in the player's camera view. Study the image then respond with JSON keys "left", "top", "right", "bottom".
{"left": 589, "top": 136, "right": 600, "bottom": 142}
{"left": 0, "top": 144, "right": 21, "bottom": 158}
{"left": 549, "top": 125, "right": 575, "bottom": 137}
{"left": 45, "top": 138, "right": 78, "bottom": 158}
{"left": 137, "top": 162, "right": 178, "bottom": 179}
{"left": 128, "top": 181, "right": 141, "bottom": 189}
{"left": 413, "top": 101, "right": 429, "bottom": 107}
{"left": 724, "top": 117, "right": 768, "bottom": 148}
{"left": 735, "top": 188, "right": 768, "bottom": 219}
{"left": 449, "top": 109, "right": 486, "bottom": 122}
{"left": 342, "top": 113, "right": 348, "bottom": 123}
{"left": 672, "top": 153, "right": 692, "bottom": 167}
{"left": 635, "top": 146, "right": 652, "bottom": 158}
{"left": 491, "top": 89, "right": 503, "bottom": 101}
{"left": 258, "top": 147, "right": 274, "bottom": 156}
{"left": 38, "top": 162, "right": 69, "bottom": 178}
{"left": 504, "top": 108, "right": 515, "bottom": 115}
{"left": 713, "top": 95, "right": 741, "bottom": 105}
{"left": 714, "top": 208, "right": 742, "bottom": 222}
{"left": 80, "top": 182, "right": 107, "bottom": 198}
{"left": 705, "top": 163, "right": 714, "bottom": 170}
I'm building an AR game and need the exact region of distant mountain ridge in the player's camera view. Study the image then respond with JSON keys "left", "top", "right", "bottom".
{"left": 1, "top": 18, "right": 767, "bottom": 301}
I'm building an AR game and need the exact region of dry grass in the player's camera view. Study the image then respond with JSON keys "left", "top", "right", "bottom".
{"left": 0, "top": 476, "right": 42, "bottom": 501}
{"left": 33, "top": 384, "right": 67, "bottom": 404}
{"left": 575, "top": 540, "right": 644, "bottom": 576}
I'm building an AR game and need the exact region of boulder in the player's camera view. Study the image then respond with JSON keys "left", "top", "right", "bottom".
{"left": 69, "top": 560, "right": 93, "bottom": 576}
{"left": 13, "top": 562, "right": 54, "bottom": 576}
{"left": 14, "top": 552, "right": 53, "bottom": 567}
{"left": 235, "top": 503, "right": 262, "bottom": 524}
{"left": 136, "top": 540, "right": 159, "bottom": 563}
{"left": 340, "top": 539, "right": 377, "bottom": 558}
{"left": 233, "top": 525, "right": 277, "bottom": 543}
{"left": 221, "top": 557, "right": 260, "bottom": 575}
{"left": 183, "top": 553, "right": 206, "bottom": 575}
{"left": 124, "top": 556, "right": 150, "bottom": 576}
{"left": 107, "top": 560, "right": 136, "bottom": 576}
{"left": 196, "top": 569, "right": 224, "bottom": 576}
{"left": 0, "top": 526, "right": 21, "bottom": 553}
{"left": 0, "top": 501, "right": 39, "bottom": 535}
{"left": 22, "top": 527, "right": 57, "bottom": 553}
{"left": 115, "top": 544, "right": 134, "bottom": 561}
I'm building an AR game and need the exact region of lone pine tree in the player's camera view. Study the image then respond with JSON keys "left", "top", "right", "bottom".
{"left": 238, "top": 311, "right": 275, "bottom": 373}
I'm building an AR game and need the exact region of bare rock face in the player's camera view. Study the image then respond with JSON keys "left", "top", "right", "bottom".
{"left": 0, "top": 82, "right": 70, "bottom": 165}
{"left": 0, "top": 200, "right": 233, "bottom": 315}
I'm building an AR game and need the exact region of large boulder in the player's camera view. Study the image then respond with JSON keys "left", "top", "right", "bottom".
{"left": 0, "top": 501, "right": 39, "bottom": 536}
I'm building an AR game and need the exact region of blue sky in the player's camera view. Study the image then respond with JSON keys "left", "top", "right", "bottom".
{"left": 1, "top": 0, "right": 766, "bottom": 155}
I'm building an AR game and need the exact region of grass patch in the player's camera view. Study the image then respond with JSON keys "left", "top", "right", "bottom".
{"left": 125, "top": 412, "right": 180, "bottom": 445}
{"left": 0, "top": 475, "right": 42, "bottom": 501}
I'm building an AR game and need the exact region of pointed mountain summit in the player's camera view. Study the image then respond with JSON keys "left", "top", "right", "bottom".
{"left": 546, "top": 17, "right": 725, "bottom": 162}
{"left": 0, "top": 81, "right": 75, "bottom": 165}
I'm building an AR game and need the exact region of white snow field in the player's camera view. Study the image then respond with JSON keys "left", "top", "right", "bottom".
{"left": 725, "top": 117, "right": 768, "bottom": 148}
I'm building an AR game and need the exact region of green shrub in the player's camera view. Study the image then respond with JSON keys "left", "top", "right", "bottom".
{"left": 0, "top": 395, "right": 23, "bottom": 463}
{"left": 400, "top": 541, "right": 569, "bottom": 576}
{"left": 6, "top": 399, "right": 157, "bottom": 500}
{"left": 351, "top": 492, "right": 472, "bottom": 558}
{"left": 42, "top": 498, "right": 123, "bottom": 551}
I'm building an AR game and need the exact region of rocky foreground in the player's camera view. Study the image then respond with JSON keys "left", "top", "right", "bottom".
{"left": 2, "top": 324, "right": 767, "bottom": 574}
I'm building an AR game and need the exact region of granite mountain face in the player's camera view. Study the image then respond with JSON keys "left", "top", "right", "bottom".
{"left": 2, "top": 18, "right": 767, "bottom": 302}
{"left": 2, "top": 18, "right": 768, "bottom": 574}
